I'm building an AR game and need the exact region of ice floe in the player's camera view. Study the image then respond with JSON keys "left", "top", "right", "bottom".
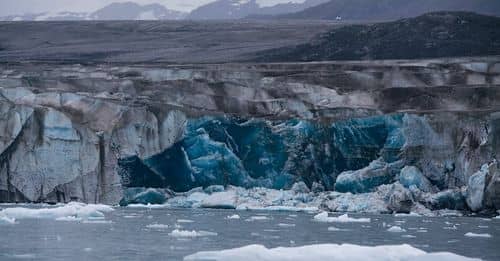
{"left": 146, "top": 224, "right": 170, "bottom": 229}
{"left": 277, "top": 223, "right": 295, "bottom": 227}
{"left": 0, "top": 216, "right": 16, "bottom": 225}
{"left": 169, "top": 229, "right": 218, "bottom": 238}
{"left": 313, "top": 212, "right": 370, "bottom": 223}
{"left": 226, "top": 214, "right": 240, "bottom": 219}
{"left": 387, "top": 226, "right": 406, "bottom": 233}
{"left": 183, "top": 243, "right": 479, "bottom": 261}
{"left": 0, "top": 202, "right": 113, "bottom": 222}
{"left": 245, "top": 216, "right": 270, "bottom": 221}
{"left": 464, "top": 232, "right": 492, "bottom": 238}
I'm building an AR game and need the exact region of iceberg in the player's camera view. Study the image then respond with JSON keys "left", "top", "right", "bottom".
{"left": 0, "top": 202, "right": 114, "bottom": 222}
{"left": 183, "top": 243, "right": 479, "bottom": 261}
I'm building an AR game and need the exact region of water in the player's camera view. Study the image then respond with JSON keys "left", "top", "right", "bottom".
{"left": 1, "top": 207, "right": 499, "bottom": 260}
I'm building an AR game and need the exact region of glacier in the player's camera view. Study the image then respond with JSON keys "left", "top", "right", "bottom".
{"left": 0, "top": 59, "right": 499, "bottom": 216}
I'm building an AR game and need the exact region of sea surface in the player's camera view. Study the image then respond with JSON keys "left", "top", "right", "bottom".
{"left": 1, "top": 206, "right": 499, "bottom": 260}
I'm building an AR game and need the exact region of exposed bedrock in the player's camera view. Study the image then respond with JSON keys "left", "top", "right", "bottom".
{"left": 0, "top": 58, "right": 499, "bottom": 213}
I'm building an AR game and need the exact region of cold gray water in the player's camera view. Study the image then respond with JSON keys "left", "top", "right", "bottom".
{"left": 1, "top": 207, "right": 499, "bottom": 261}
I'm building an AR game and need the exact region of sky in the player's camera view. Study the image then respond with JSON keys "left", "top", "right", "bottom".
{"left": 0, "top": 0, "right": 307, "bottom": 16}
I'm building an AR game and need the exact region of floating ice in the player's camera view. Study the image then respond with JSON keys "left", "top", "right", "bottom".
{"left": 402, "top": 235, "right": 416, "bottom": 238}
{"left": 177, "top": 219, "right": 194, "bottom": 223}
{"left": 200, "top": 191, "right": 237, "bottom": 209}
{"left": 0, "top": 202, "right": 113, "bottom": 222}
{"left": 55, "top": 216, "right": 82, "bottom": 222}
{"left": 394, "top": 212, "right": 421, "bottom": 217}
{"left": 464, "top": 232, "right": 492, "bottom": 238}
{"left": 0, "top": 216, "right": 16, "bottom": 225}
{"left": 226, "top": 214, "right": 240, "bottom": 219}
{"left": 146, "top": 224, "right": 170, "bottom": 229}
{"left": 245, "top": 216, "right": 269, "bottom": 221}
{"left": 387, "top": 226, "right": 406, "bottom": 233}
{"left": 169, "top": 229, "right": 218, "bottom": 238}
{"left": 277, "top": 223, "right": 295, "bottom": 227}
{"left": 313, "top": 212, "right": 370, "bottom": 223}
{"left": 183, "top": 243, "right": 479, "bottom": 261}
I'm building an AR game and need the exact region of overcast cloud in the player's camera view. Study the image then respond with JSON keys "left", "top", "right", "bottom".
{"left": 0, "top": 0, "right": 306, "bottom": 16}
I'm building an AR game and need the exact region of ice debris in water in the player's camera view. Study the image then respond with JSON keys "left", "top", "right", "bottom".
{"left": 278, "top": 223, "right": 295, "bottom": 227}
{"left": 464, "top": 232, "right": 492, "bottom": 238}
{"left": 313, "top": 212, "right": 370, "bottom": 223}
{"left": 183, "top": 243, "right": 479, "bottom": 261}
{"left": 169, "top": 229, "right": 218, "bottom": 238}
{"left": 177, "top": 219, "right": 194, "bottom": 223}
{"left": 146, "top": 224, "right": 170, "bottom": 229}
{"left": 245, "top": 216, "right": 269, "bottom": 221}
{"left": 0, "top": 216, "right": 17, "bottom": 225}
{"left": 387, "top": 226, "right": 406, "bottom": 233}
{"left": 226, "top": 214, "right": 240, "bottom": 219}
{"left": 0, "top": 202, "right": 113, "bottom": 222}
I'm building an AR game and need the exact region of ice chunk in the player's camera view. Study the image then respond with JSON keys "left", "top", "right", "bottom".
{"left": 120, "top": 188, "right": 168, "bottom": 206}
{"left": 394, "top": 212, "right": 421, "bottom": 217}
{"left": 334, "top": 159, "right": 402, "bottom": 194}
{"left": 0, "top": 216, "right": 16, "bottom": 225}
{"left": 226, "top": 214, "right": 240, "bottom": 219}
{"left": 146, "top": 224, "right": 170, "bottom": 229}
{"left": 184, "top": 243, "right": 478, "bottom": 261}
{"left": 399, "top": 166, "right": 432, "bottom": 192}
{"left": 313, "top": 212, "right": 370, "bottom": 223}
{"left": 387, "top": 226, "right": 406, "bottom": 233}
{"left": 201, "top": 191, "right": 237, "bottom": 209}
{"left": 277, "top": 223, "right": 295, "bottom": 227}
{"left": 0, "top": 202, "right": 113, "bottom": 221}
{"left": 291, "top": 182, "right": 310, "bottom": 194}
{"left": 466, "top": 163, "right": 489, "bottom": 211}
{"left": 169, "top": 229, "right": 217, "bottom": 238}
{"left": 177, "top": 219, "right": 194, "bottom": 223}
{"left": 55, "top": 216, "right": 82, "bottom": 222}
{"left": 245, "top": 216, "right": 269, "bottom": 221}
{"left": 464, "top": 232, "right": 492, "bottom": 238}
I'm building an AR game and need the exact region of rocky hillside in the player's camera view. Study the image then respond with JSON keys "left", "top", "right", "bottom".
{"left": 277, "top": 0, "right": 500, "bottom": 20}
{"left": 257, "top": 12, "right": 500, "bottom": 62}
{"left": 0, "top": 58, "right": 499, "bottom": 215}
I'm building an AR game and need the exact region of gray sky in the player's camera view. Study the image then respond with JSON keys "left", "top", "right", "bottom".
{"left": 0, "top": 0, "right": 306, "bottom": 16}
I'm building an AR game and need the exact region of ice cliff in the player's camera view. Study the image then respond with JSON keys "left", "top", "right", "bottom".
{"left": 1, "top": 58, "right": 500, "bottom": 214}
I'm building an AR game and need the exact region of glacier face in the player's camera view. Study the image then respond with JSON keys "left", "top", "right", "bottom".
{"left": 119, "top": 114, "right": 404, "bottom": 192}
{"left": 0, "top": 59, "right": 499, "bottom": 214}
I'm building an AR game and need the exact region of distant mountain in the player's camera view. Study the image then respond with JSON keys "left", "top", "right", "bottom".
{"left": 0, "top": 2, "right": 186, "bottom": 21}
{"left": 187, "top": 0, "right": 329, "bottom": 20}
{"left": 278, "top": 0, "right": 500, "bottom": 20}
{"left": 0, "top": 12, "right": 90, "bottom": 21}
{"left": 90, "top": 2, "right": 186, "bottom": 20}
{"left": 256, "top": 12, "right": 500, "bottom": 62}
